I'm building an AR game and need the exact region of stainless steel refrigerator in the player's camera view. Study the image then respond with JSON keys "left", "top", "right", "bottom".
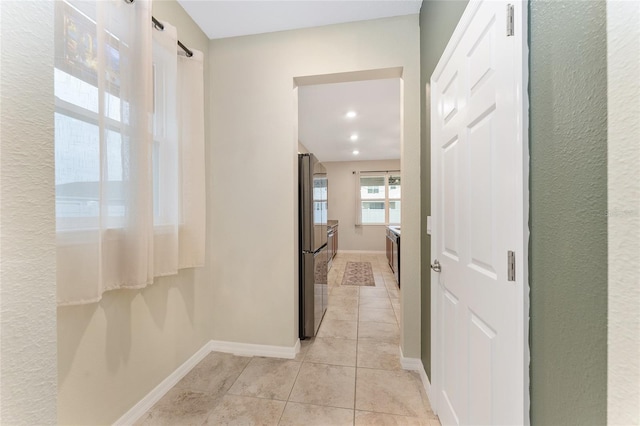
{"left": 299, "top": 153, "right": 328, "bottom": 339}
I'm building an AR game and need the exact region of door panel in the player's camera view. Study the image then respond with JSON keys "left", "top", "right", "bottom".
{"left": 431, "top": 1, "right": 525, "bottom": 425}
{"left": 442, "top": 137, "right": 460, "bottom": 260}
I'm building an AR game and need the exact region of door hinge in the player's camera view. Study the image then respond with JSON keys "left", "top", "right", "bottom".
{"left": 506, "top": 4, "right": 514, "bottom": 36}
{"left": 507, "top": 250, "right": 516, "bottom": 281}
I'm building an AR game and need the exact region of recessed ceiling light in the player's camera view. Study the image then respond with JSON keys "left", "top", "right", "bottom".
{"left": 346, "top": 111, "right": 357, "bottom": 118}
{"left": 350, "top": 134, "right": 358, "bottom": 141}
{"left": 353, "top": 150, "right": 359, "bottom": 155}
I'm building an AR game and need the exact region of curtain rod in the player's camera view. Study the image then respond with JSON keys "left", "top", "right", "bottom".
{"left": 152, "top": 16, "right": 193, "bottom": 58}
{"left": 353, "top": 170, "right": 401, "bottom": 174}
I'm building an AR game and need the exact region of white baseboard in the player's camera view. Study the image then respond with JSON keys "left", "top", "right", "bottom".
{"left": 113, "top": 341, "right": 213, "bottom": 426}
{"left": 338, "top": 250, "right": 385, "bottom": 254}
{"left": 113, "top": 339, "right": 300, "bottom": 425}
{"left": 210, "top": 338, "right": 300, "bottom": 360}
{"left": 400, "top": 347, "right": 434, "bottom": 412}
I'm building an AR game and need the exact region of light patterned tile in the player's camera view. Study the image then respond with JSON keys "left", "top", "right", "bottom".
{"left": 324, "top": 307, "right": 358, "bottom": 322}
{"left": 140, "top": 388, "right": 219, "bottom": 426}
{"left": 295, "top": 337, "right": 314, "bottom": 362}
{"left": 331, "top": 286, "right": 360, "bottom": 297}
{"left": 359, "top": 287, "right": 390, "bottom": 299}
{"left": 227, "top": 357, "right": 301, "bottom": 400}
{"left": 359, "top": 297, "right": 393, "bottom": 310}
{"left": 305, "top": 337, "right": 357, "bottom": 366}
{"left": 355, "top": 369, "right": 429, "bottom": 417}
{"left": 355, "top": 410, "right": 430, "bottom": 425}
{"left": 203, "top": 395, "right": 284, "bottom": 425}
{"left": 359, "top": 308, "right": 397, "bottom": 324}
{"left": 317, "top": 319, "right": 358, "bottom": 339}
{"left": 289, "top": 363, "right": 356, "bottom": 409}
{"left": 174, "top": 352, "right": 251, "bottom": 396}
{"left": 387, "top": 288, "right": 400, "bottom": 300}
{"left": 358, "top": 321, "right": 400, "bottom": 344}
{"left": 280, "top": 402, "right": 354, "bottom": 426}
{"left": 329, "top": 296, "right": 359, "bottom": 311}
{"left": 357, "top": 340, "right": 401, "bottom": 370}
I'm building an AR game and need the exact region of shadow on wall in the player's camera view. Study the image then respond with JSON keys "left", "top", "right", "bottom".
{"left": 57, "top": 270, "right": 197, "bottom": 386}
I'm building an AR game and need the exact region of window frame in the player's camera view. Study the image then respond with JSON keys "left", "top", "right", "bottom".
{"left": 54, "top": 0, "right": 176, "bottom": 232}
{"left": 359, "top": 172, "right": 401, "bottom": 226}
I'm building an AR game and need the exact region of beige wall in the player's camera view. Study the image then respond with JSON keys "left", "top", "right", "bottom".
{"left": 56, "top": 2, "right": 213, "bottom": 424}
{"left": 209, "top": 15, "right": 422, "bottom": 357}
{"left": 607, "top": 1, "right": 640, "bottom": 423}
{"left": 324, "top": 160, "right": 401, "bottom": 252}
{"left": 0, "top": 2, "right": 58, "bottom": 424}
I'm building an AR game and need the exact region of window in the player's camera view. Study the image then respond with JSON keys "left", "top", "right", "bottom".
{"left": 55, "top": 0, "right": 206, "bottom": 305}
{"left": 359, "top": 173, "right": 401, "bottom": 225}
{"left": 54, "top": 1, "right": 126, "bottom": 229}
{"left": 54, "top": 0, "right": 174, "bottom": 230}
{"left": 313, "top": 176, "right": 327, "bottom": 225}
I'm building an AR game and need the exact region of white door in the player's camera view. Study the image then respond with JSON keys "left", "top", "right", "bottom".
{"left": 431, "top": 1, "right": 528, "bottom": 425}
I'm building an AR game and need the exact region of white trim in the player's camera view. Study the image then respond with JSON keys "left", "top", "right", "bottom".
{"left": 210, "top": 339, "right": 300, "bottom": 360}
{"left": 113, "top": 341, "right": 214, "bottom": 426}
{"left": 337, "top": 250, "right": 385, "bottom": 254}
{"left": 400, "top": 348, "right": 435, "bottom": 412}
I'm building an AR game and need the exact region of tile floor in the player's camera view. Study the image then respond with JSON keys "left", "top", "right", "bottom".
{"left": 137, "top": 252, "right": 440, "bottom": 426}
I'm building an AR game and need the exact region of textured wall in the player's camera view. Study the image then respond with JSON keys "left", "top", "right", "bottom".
{"left": 324, "top": 159, "right": 401, "bottom": 252}
{"left": 607, "top": 1, "right": 640, "bottom": 423}
{"left": 56, "top": 2, "right": 213, "bottom": 424}
{"left": 529, "top": 1, "right": 608, "bottom": 424}
{"left": 209, "top": 15, "right": 422, "bottom": 356}
{"left": 418, "top": 0, "right": 468, "bottom": 379}
{"left": 0, "top": 2, "right": 58, "bottom": 424}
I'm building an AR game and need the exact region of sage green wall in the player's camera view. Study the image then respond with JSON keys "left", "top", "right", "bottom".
{"left": 419, "top": 0, "right": 468, "bottom": 379}
{"left": 529, "top": 1, "right": 607, "bottom": 424}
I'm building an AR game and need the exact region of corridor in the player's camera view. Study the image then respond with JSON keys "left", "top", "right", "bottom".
{"left": 136, "top": 253, "right": 439, "bottom": 425}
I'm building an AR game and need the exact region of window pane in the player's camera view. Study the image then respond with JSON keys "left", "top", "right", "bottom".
{"left": 389, "top": 175, "right": 401, "bottom": 199}
{"left": 361, "top": 176, "right": 385, "bottom": 199}
{"left": 361, "top": 201, "right": 385, "bottom": 224}
{"left": 314, "top": 177, "right": 327, "bottom": 201}
{"left": 55, "top": 112, "right": 100, "bottom": 218}
{"left": 389, "top": 200, "right": 401, "bottom": 224}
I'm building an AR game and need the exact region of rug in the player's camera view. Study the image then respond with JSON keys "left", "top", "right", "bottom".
{"left": 341, "top": 261, "right": 375, "bottom": 286}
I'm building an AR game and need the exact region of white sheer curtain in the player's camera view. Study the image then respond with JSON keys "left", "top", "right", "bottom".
{"left": 56, "top": 1, "right": 205, "bottom": 305}
{"left": 354, "top": 171, "right": 362, "bottom": 225}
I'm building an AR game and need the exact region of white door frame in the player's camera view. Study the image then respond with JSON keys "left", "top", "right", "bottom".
{"left": 429, "top": 1, "right": 530, "bottom": 423}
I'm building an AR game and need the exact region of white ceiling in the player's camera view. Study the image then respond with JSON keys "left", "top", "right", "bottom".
{"left": 176, "top": 1, "right": 422, "bottom": 40}
{"left": 298, "top": 78, "right": 401, "bottom": 162}
{"left": 175, "top": 1, "right": 412, "bottom": 163}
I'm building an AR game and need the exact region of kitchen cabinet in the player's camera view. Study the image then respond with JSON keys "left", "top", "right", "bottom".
{"left": 386, "top": 226, "right": 400, "bottom": 287}
{"left": 386, "top": 230, "right": 393, "bottom": 267}
{"left": 327, "top": 222, "right": 338, "bottom": 269}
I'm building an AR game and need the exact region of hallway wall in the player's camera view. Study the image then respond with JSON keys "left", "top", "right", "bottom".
{"left": 208, "top": 15, "right": 422, "bottom": 357}
{"left": 529, "top": 1, "right": 608, "bottom": 424}
{"left": 607, "top": 1, "right": 640, "bottom": 422}
{"left": 0, "top": 2, "right": 57, "bottom": 424}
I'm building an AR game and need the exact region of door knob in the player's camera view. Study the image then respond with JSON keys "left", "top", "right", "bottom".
{"left": 431, "top": 259, "right": 441, "bottom": 272}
